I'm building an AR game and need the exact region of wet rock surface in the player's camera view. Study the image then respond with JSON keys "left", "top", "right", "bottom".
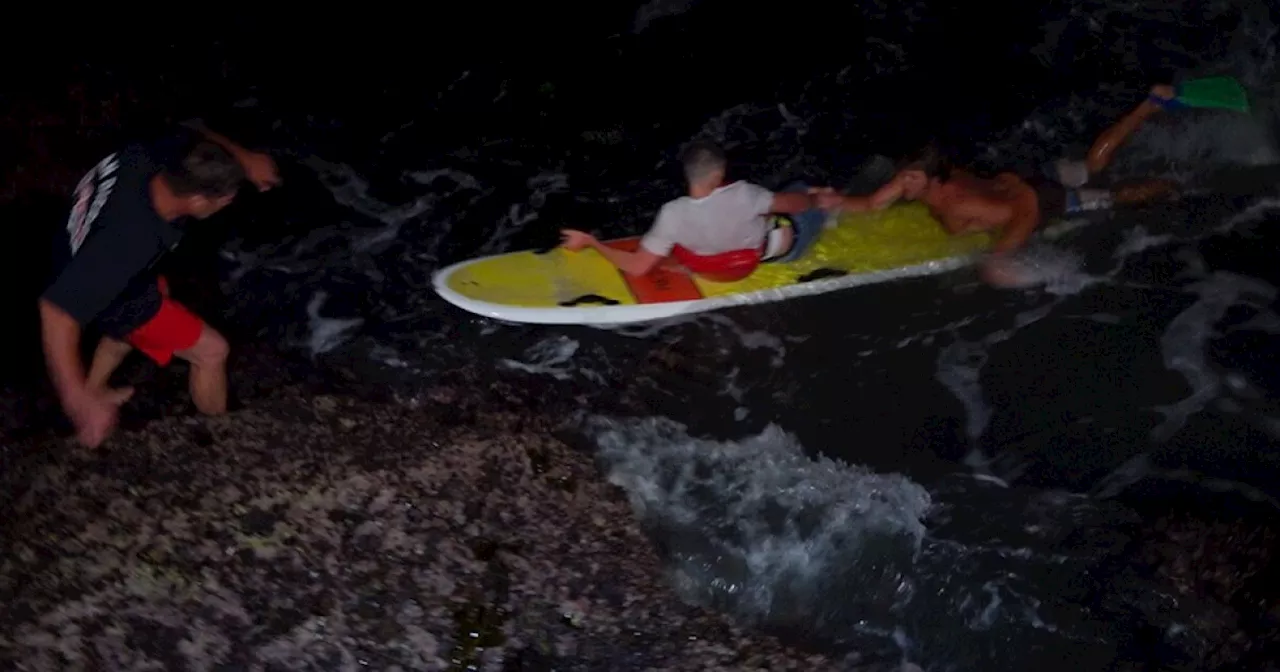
{"left": 1128, "top": 506, "right": 1280, "bottom": 669}
{"left": 0, "top": 346, "right": 1277, "bottom": 670}
{"left": 0, "top": 353, "right": 864, "bottom": 671}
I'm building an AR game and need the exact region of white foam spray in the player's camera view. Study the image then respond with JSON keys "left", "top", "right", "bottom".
{"left": 586, "top": 415, "right": 932, "bottom": 631}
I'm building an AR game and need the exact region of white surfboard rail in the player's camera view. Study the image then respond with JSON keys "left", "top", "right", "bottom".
{"left": 432, "top": 252, "right": 982, "bottom": 326}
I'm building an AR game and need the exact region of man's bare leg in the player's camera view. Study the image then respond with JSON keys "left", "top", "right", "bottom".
{"left": 87, "top": 337, "right": 133, "bottom": 391}
{"left": 175, "top": 327, "right": 230, "bottom": 416}
{"left": 1085, "top": 84, "right": 1177, "bottom": 175}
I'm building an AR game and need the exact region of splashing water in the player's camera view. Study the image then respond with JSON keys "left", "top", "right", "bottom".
{"left": 586, "top": 416, "right": 931, "bottom": 634}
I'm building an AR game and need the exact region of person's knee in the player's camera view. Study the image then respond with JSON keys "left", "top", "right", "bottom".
{"left": 181, "top": 327, "right": 230, "bottom": 368}
{"left": 96, "top": 336, "right": 133, "bottom": 357}
{"left": 101, "top": 335, "right": 129, "bottom": 348}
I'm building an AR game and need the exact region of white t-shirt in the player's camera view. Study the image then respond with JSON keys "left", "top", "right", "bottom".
{"left": 639, "top": 181, "right": 776, "bottom": 256}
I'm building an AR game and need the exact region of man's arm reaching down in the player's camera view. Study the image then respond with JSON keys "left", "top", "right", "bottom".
{"left": 38, "top": 221, "right": 151, "bottom": 447}
{"left": 993, "top": 204, "right": 1038, "bottom": 253}
{"left": 38, "top": 299, "right": 133, "bottom": 448}
{"left": 39, "top": 298, "right": 89, "bottom": 408}
{"left": 992, "top": 184, "right": 1040, "bottom": 253}
{"left": 560, "top": 230, "right": 661, "bottom": 276}
{"left": 559, "top": 202, "right": 678, "bottom": 276}
{"left": 595, "top": 240, "right": 663, "bottom": 276}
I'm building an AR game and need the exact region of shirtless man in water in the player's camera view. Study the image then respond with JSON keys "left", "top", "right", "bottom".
{"left": 812, "top": 144, "right": 1178, "bottom": 284}
{"left": 812, "top": 84, "right": 1186, "bottom": 275}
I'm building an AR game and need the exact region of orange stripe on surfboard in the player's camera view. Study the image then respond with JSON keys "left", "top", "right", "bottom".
{"left": 603, "top": 238, "right": 704, "bottom": 304}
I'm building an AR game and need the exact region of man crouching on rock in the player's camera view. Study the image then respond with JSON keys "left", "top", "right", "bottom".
{"left": 39, "top": 121, "right": 280, "bottom": 448}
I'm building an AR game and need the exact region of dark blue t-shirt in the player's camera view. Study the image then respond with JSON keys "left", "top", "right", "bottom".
{"left": 43, "top": 127, "right": 199, "bottom": 338}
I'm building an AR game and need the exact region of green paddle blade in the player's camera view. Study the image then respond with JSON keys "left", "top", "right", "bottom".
{"left": 1176, "top": 76, "right": 1250, "bottom": 113}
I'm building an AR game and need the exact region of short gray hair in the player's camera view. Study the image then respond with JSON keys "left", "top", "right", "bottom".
{"left": 681, "top": 140, "right": 726, "bottom": 184}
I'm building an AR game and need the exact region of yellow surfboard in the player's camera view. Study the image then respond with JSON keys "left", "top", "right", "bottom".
{"left": 433, "top": 202, "right": 990, "bottom": 325}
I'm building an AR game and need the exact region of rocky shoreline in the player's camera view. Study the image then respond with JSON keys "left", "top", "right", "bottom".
{"left": 0, "top": 346, "right": 1277, "bottom": 671}
{"left": 0, "top": 348, "right": 871, "bottom": 671}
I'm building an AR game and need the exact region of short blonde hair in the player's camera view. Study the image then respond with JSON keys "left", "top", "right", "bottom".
{"left": 681, "top": 139, "right": 726, "bottom": 183}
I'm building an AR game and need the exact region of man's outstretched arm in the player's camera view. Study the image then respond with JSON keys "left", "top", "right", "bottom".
{"left": 180, "top": 119, "right": 281, "bottom": 191}
{"left": 840, "top": 194, "right": 877, "bottom": 212}
{"left": 812, "top": 174, "right": 909, "bottom": 213}
{"left": 181, "top": 120, "right": 253, "bottom": 163}
{"left": 868, "top": 173, "right": 909, "bottom": 209}
{"left": 769, "top": 191, "right": 818, "bottom": 214}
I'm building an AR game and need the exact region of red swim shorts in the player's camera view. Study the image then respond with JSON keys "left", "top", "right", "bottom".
{"left": 125, "top": 277, "right": 204, "bottom": 366}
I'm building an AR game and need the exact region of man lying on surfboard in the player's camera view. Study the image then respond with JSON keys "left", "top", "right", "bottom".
{"left": 811, "top": 144, "right": 1178, "bottom": 284}
{"left": 559, "top": 140, "right": 821, "bottom": 282}
{"left": 810, "top": 77, "right": 1256, "bottom": 284}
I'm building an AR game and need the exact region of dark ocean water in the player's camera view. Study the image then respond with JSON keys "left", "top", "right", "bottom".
{"left": 4, "top": 1, "right": 1280, "bottom": 669}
